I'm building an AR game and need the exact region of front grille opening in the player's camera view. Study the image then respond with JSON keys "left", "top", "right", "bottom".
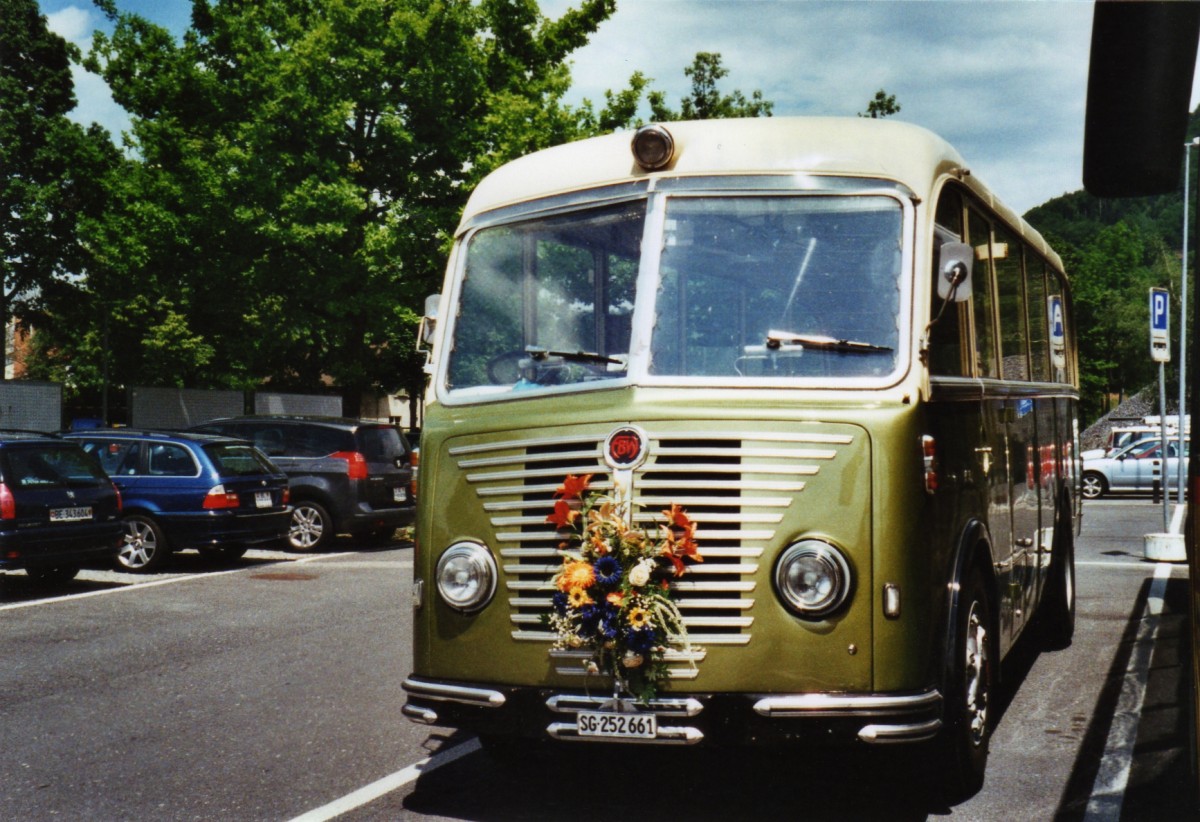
{"left": 637, "top": 438, "right": 749, "bottom": 636}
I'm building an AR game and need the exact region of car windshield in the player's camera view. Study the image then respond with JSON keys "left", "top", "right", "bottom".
{"left": 204, "top": 444, "right": 278, "bottom": 476}
{"left": 444, "top": 190, "right": 903, "bottom": 397}
{"left": 2, "top": 445, "right": 108, "bottom": 489}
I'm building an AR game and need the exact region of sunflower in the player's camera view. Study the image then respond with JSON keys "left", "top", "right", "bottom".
{"left": 627, "top": 606, "right": 651, "bottom": 629}
{"left": 568, "top": 587, "right": 594, "bottom": 608}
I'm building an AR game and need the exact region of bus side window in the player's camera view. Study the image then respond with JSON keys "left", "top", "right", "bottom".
{"left": 994, "top": 223, "right": 1029, "bottom": 381}
{"left": 968, "top": 208, "right": 999, "bottom": 378}
{"left": 1026, "top": 259, "right": 1050, "bottom": 382}
{"left": 928, "top": 188, "right": 969, "bottom": 376}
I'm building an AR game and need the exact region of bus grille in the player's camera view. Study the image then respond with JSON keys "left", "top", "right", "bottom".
{"left": 450, "top": 428, "right": 852, "bottom": 680}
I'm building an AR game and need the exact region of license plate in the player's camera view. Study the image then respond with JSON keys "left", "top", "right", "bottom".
{"left": 50, "top": 506, "right": 92, "bottom": 522}
{"left": 255, "top": 491, "right": 272, "bottom": 508}
{"left": 576, "top": 710, "right": 657, "bottom": 739}
{"left": 393, "top": 487, "right": 407, "bottom": 503}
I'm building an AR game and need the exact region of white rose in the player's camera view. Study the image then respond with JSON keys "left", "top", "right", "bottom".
{"left": 628, "top": 559, "right": 652, "bottom": 587}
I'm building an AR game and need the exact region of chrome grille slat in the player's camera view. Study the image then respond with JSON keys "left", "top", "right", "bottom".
{"left": 467, "top": 464, "right": 604, "bottom": 483}
{"left": 458, "top": 448, "right": 600, "bottom": 469}
{"left": 455, "top": 428, "right": 855, "bottom": 676}
{"left": 635, "top": 495, "right": 791, "bottom": 508}
{"left": 646, "top": 446, "right": 837, "bottom": 460}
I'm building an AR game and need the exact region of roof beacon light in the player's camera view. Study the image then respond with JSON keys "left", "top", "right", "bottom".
{"left": 632, "top": 124, "right": 675, "bottom": 171}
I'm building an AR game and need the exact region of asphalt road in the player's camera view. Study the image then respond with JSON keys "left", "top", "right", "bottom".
{"left": 0, "top": 501, "right": 1193, "bottom": 821}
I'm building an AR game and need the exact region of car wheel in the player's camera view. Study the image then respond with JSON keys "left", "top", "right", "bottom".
{"left": 119, "top": 514, "right": 170, "bottom": 572}
{"left": 933, "top": 564, "right": 995, "bottom": 802}
{"left": 26, "top": 565, "right": 80, "bottom": 585}
{"left": 1081, "top": 471, "right": 1107, "bottom": 499}
{"left": 288, "top": 501, "right": 332, "bottom": 552}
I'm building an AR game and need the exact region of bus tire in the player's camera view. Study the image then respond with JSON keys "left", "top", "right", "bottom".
{"left": 935, "top": 564, "right": 995, "bottom": 802}
{"left": 1036, "top": 507, "right": 1076, "bottom": 650}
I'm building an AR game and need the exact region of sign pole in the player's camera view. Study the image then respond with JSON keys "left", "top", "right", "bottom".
{"left": 1151, "top": 286, "right": 1172, "bottom": 530}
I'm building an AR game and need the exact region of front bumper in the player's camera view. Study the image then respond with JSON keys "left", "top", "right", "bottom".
{"left": 401, "top": 677, "right": 942, "bottom": 747}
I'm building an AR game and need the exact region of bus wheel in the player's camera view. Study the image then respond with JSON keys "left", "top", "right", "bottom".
{"left": 1036, "top": 510, "right": 1076, "bottom": 650}
{"left": 1081, "top": 472, "right": 1107, "bottom": 499}
{"left": 935, "top": 566, "right": 994, "bottom": 802}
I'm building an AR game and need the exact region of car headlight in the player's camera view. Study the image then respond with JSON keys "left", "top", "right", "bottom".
{"left": 774, "top": 539, "right": 853, "bottom": 618}
{"left": 435, "top": 542, "right": 497, "bottom": 613}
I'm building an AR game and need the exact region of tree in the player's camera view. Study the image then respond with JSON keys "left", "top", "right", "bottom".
{"left": 860, "top": 88, "right": 901, "bottom": 119}
{"left": 647, "top": 52, "right": 773, "bottom": 122}
{"left": 29, "top": 0, "right": 616, "bottom": 409}
{"left": 0, "top": 0, "right": 118, "bottom": 380}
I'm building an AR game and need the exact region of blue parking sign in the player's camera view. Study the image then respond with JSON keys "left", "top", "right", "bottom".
{"left": 1150, "top": 287, "right": 1170, "bottom": 362}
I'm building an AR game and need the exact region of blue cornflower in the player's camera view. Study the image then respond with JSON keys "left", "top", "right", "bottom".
{"left": 627, "top": 627, "right": 656, "bottom": 655}
{"left": 552, "top": 591, "right": 569, "bottom": 616}
{"left": 593, "top": 555, "right": 622, "bottom": 587}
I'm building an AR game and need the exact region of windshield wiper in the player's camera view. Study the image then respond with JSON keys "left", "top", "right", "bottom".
{"left": 525, "top": 346, "right": 627, "bottom": 367}
{"left": 765, "top": 330, "right": 893, "bottom": 354}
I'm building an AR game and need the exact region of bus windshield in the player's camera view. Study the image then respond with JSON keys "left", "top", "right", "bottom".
{"left": 445, "top": 190, "right": 904, "bottom": 397}
{"left": 651, "top": 195, "right": 902, "bottom": 379}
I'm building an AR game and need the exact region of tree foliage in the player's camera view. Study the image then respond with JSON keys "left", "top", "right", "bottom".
{"left": 0, "top": 0, "right": 119, "bottom": 379}
{"left": 28, "top": 0, "right": 617, "bottom": 409}
{"left": 860, "top": 88, "right": 900, "bottom": 119}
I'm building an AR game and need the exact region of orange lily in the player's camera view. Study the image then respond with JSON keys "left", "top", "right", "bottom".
{"left": 554, "top": 473, "right": 594, "bottom": 500}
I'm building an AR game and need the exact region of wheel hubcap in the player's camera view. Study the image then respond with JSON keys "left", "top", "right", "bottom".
{"left": 290, "top": 507, "right": 324, "bottom": 549}
{"left": 120, "top": 521, "right": 157, "bottom": 569}
{"left": 964, "top": 600, "right": 989, "bottom": 745}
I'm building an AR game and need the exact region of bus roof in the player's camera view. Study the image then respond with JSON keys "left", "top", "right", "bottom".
{"left": 461, "top": 116, "right": 1061, "bottom": 270}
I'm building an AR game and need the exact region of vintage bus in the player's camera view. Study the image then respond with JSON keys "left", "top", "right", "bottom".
{"left": 402, "top": 117, "right": 1080, "bottom": 798}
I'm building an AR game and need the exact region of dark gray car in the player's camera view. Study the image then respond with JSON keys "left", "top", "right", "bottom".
{"left": 189, "top": 416, "right": 414, "bottom": 550}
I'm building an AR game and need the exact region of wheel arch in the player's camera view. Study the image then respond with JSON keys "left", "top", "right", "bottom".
{"left": 938, "top": 519, "right": 1001, "bottom": 690}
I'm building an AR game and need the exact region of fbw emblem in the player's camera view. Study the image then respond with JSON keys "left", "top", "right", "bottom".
{"left": 604, "top": 426, "right": 648, "bottom": 470}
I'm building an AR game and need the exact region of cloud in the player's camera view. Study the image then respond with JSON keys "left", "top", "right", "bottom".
{"left": 540, "top": 0, "right": 1097, "bottom": 212}
{"left": 43, "top": 4, "right": 130, "bottom": 141}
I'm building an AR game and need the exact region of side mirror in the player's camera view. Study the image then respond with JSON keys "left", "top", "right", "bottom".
{"left": 937, "top": 242, "right": 973, "bottom": 302}
{"left": 417, "top": 293, "right": 441, "bottom": 350}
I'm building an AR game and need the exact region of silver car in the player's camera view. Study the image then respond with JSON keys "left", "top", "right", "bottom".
{"left": 1081, "top": 437, "right": 1188, "bottom": 499}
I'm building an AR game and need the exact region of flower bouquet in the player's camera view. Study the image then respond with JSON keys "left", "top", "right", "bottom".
{"left": 544, "top": 473, "right": 702, "bottom": 701}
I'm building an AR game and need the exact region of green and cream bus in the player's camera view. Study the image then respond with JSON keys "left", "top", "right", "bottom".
{"left": 402, "top": 117, "right": 1079, "bottom": 797}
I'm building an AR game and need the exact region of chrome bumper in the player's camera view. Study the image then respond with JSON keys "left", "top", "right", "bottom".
{"left": 403, "top": 677, "right": 942, "bottom": 746}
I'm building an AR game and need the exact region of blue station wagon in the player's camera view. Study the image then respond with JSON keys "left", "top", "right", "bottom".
{"left": 64, "top": 430, "right": 291, "bottom": 571}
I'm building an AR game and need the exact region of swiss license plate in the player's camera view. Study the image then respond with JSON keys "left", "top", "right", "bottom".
{"left": 393, "top": 486, "right": 406, "bottom": 503}
{"left": 576, "top": 710, "right": 657, "bottom": 739}
{"left": 50, "top": 506, "right": 92, "bottom": 522}
{"left": 255, "top": 491, "right": 272, "bottom": 509}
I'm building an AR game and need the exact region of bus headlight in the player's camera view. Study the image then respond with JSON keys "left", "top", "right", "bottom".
{"left": 435, "top": 542, "right": 497, "bottom": 613}
{"left": 774, "top": 540, "right": 853, "bottom": 618}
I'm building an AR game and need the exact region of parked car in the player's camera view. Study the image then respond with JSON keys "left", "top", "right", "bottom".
{"left": 63, "top": 429, "right": 290, "bottom": 571}
{"left": 188, "top": 416, "right": 414, "bottom": 551}
{"left": 0, "top": 430, "right": 124, "bottom": 584}
{"left": 1081, "top": 436, "right": 1189, "bottom": 499}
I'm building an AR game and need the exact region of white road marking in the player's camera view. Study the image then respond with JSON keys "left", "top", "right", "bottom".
{"left": 288, "top": 738, "right": 482, "bottom": 822}
{"left": 1083, "top": 561, "right": 1173, "bottom": 821}
{"left": 0, "top": 551, "right": 372, "bottom": 611}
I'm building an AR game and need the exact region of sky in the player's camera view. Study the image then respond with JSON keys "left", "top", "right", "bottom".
{"left": 35, "top": 0, "right": 1200, "bottom": 215}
